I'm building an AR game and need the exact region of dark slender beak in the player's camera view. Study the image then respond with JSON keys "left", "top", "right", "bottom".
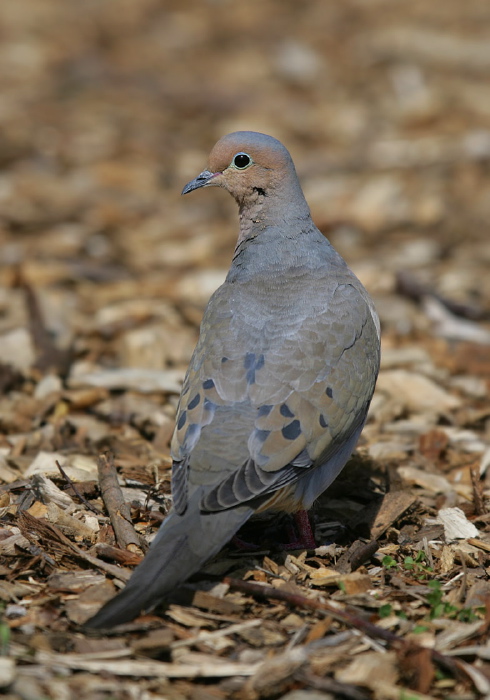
{"left": 181, "top": 169, "right": 217, "bottom": 195}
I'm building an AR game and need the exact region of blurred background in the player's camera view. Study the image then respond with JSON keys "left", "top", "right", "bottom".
{"left": 0, "top": 0, "right": 489, "bottom": 462}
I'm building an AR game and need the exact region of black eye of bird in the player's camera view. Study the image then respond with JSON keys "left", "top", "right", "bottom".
{"left": 233, "top": 153, "right": 251, "bottom": 169}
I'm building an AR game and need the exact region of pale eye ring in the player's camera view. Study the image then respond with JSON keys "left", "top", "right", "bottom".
{"left": 233, "top": 152, "right": 252, "bottom": 169}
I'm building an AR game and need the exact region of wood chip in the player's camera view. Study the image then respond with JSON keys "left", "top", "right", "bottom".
{"left": 398, "top": 466, "right": 453, "bottom": 494}
{"left": 68, "top": 367, "right": 184, "bottom": 394}
{"left": 435, "top": 507, "right": 480, "bottom": 541}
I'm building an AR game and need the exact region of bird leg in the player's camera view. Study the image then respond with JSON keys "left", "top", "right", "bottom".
{"left": 232, "top": 509, "right": 316, "bottom": 551}
{"left": 283, "top": 509, "right": 316, "bottom": 550}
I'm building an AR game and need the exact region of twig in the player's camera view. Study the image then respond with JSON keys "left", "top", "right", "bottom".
{"left": 55, "top": 460, "right": 103, "bottom": 515}
{"left": 226, "top": 577, "right": 404, "bottom": 647}
{"left": 0, "top": 479, "right": 29, "bottom": 495}
{"left": 35, "top": 651, "right": 260, "bottom": 678}
{"left": 170, "top": 619, "right": 262, "bottom": 650}
{"left": 224, "top": 577, "right": 473, "bottom": 689}
{"left": 467, "top": 538, "right": 490, "bottom": 553}
{"left": 94, "top": 542, "right": 143, "bottom": 567}
{"left": 18, "top": 511, "right": 132, "bottom": 581}
{"left": 96, "top": 452, "right": 145, "bottom": 555}
{"left": 296, "top": 669, "right": 370, "bottom": 700}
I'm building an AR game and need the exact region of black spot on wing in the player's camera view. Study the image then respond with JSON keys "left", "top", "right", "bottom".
{"left": 319, "top": 414, "right": 328, "bottom": 428}
{"left": 281, "top": 419, "right": 301, "bottom": 441}
{"left": 244, "top": 353, "right": 255, "bottom": 369}
{"left": 203, "top": 379, "right": 215, "bottom": 390}
{"left": 326, "top": 386, "right": 333, "bottom": 398}
{"left": 177, "top": 411, "right": 187, "bottom": 430}
{"left": 244, "top": 353, "right": 256, "bottom": 384}
{"left": 188, "top": 393, "right": 200, "bottom": 410}
{"left": 244, "top": 353, "right": 265, "bottom": 385}
{"left": 280, "top": 403, "right": 294, "bottom": 418}
{"left": 258, "top": 404, "right": 273, "bottom": 417}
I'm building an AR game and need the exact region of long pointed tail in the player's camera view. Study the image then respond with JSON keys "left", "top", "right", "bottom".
{"left": 85, "top": 497, "right": 253, "bottom": 628}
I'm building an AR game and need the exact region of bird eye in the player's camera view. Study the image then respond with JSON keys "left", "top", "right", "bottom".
{"left": 233, "top": 153, "right": 252, "bottom": 169}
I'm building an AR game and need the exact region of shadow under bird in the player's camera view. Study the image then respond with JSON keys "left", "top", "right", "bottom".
{"left": 86, "top": 131, "right": 380, "bottom": 628}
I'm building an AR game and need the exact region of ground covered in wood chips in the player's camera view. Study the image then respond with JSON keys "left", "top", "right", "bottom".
{"left": 1, "top": 1, "right": 490, "bottom": 699}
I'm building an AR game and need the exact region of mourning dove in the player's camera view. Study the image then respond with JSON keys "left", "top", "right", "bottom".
{"left": 86, "top": 131, "right": 380, "bottom": 628}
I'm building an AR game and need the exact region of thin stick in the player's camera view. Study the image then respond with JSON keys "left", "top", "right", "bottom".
{"left": 55, "top": 460, "right": 102, "bottom": 515}
{"left": 97, "top": 452, "right": 144, "bottom": 555}
{"left": 224, "top": 577, "right": 471, "bottom": 687}
{"left": 94, "top": 542, "right": 143, "bottom": 567}
{"left": 296, "top": 669, "right": 370, "bottom": 700}
{"left": 18, "top": 511, "right": 132, "bottom": 581}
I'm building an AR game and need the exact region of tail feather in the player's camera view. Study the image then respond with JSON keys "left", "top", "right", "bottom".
{"left": 85, "top": 496, "right": 253, "bottom": 629}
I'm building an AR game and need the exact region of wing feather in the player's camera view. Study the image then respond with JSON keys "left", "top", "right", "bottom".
{"left": 171, "top": 279, "right": 380, "bottom": 514}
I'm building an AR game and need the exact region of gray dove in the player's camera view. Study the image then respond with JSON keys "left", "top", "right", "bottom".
{"left": 86, "top": 131, "right": 380, "bottom": 628}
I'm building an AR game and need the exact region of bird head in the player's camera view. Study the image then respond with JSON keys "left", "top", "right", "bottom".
{"left": 182, "top": 131, "right": 297, "bottom": 207}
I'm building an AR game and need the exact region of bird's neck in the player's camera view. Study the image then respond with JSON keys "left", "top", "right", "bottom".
{"left": 235, "top": 180, "right": 311, "bottom": 249}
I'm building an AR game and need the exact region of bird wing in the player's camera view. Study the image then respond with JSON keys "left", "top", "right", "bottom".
{"left": 171, "top": 281, "right": 379, "bottom": 514}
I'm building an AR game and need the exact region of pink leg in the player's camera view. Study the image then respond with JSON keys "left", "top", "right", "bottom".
{"left": 231, "top": 510, "right": 316, "bottom": 552}
{"left": 283, "top": 510, "right": 316, "bottom": 550}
